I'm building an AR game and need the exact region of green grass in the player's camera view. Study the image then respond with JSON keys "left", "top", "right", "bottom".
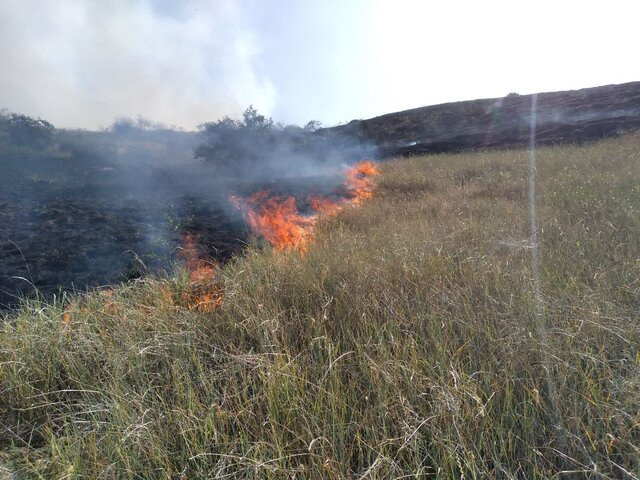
{"left": 1, "top": 133, "right": 639, "bottom": 478}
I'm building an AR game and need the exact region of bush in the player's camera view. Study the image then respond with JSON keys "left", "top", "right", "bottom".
{"left": 195, "top": 106, "right": 276, "bottom": 173}
{"left": 0, "top": 113, "right": 54, "bottom": 149}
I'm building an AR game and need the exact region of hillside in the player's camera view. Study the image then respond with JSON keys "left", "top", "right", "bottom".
{"left": 321, "top": 81, "right": 640, "bottom": 156}
{"left": 1, "top": 133, "right": 639, "bottom": 478}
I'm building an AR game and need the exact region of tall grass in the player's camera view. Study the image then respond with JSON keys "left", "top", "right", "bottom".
{"left": 1, "top": 133, "right": 639, "bottom": 478}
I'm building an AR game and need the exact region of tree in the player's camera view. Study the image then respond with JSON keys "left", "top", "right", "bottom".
{"left": 303, "top": 120, "right": 322, "bottom": 132}
{"left": 108, "top": 116, "right": 167, "bottom": 133}
{"left": 2, "top": 113, "right": 54, "bottom": 148}
{"left": 194, "top": 107, "right": 355, "bottom": 179}
{"left": 195, "top": 106, "right": 276, "bottom": 173}
{"left": 241, "top": 105, "right": 273, "bottom": 131}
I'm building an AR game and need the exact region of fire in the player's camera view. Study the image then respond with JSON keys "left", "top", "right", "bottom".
{"left": 60, "top": 288, "right": 114, "bottom": 330}
{"left": 230, "top": 192, "right": 316, "bottom": 253}
{"left": 100, "top": 288, "right": 117, "bottom": 315}
{"left": 189, "top": 290, "right": 223, "bottom": 313}
{"left": 180, "top": 233, "right": 216, "bottom": 283}
{"left": 179, "top": 233, "right": 223, "bottom": 311}
{"left": 344, "top": 160, "right": 380, "bottom": 205}
{"left": 308, "top": 196, "right": 344, "bottom": 216}
{"left": 231, "top": 159, "right": 380, "bottom": 252}
{"left": 57, "top": 160, "right": 378, "bottom": 325}
{"left": 62, "top": 304, "right": 72, "bottom": 325}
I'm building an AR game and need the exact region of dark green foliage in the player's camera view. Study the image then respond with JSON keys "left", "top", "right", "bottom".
{"left": 0, "top": 112, "right": 54, "bottom": 149}
{"left": 107, "top": 116, "right": 168, "bottom": 134}
{"left": 195, "top": 106, "right": 277, "bottom": 173}
{"left": 194, "top": 106, "right": 355, "bottom": 179}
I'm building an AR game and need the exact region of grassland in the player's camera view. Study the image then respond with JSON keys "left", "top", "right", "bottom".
{"left": 1, "top": 133, "right": 639, "bottom": 478}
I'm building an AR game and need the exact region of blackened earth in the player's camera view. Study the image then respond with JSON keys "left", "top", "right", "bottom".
{"left": 0, "top": 140, "right": 252, "bottom": 309}
{"left": 0, "top": 135, "right": 348, "bottom": 310}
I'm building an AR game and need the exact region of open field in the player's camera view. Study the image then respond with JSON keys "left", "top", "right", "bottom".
{"left": 1, "top": 133, "right": 639, "bottom": 478}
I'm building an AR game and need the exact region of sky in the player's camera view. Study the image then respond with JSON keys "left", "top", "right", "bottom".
{"left": 0, "top": 0, "right": 638, "bottom": 130}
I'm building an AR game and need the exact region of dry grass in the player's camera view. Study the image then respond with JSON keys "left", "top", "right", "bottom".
{"left": 1, "top": 133, "right": 639, "bottom": 478}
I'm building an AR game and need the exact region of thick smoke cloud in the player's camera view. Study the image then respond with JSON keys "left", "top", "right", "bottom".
{"left": 0, "top": 0, "right": 275, "bottom": 129}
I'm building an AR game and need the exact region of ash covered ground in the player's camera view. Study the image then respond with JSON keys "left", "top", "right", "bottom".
{"left": 0, "top": 114, "right": 368, "bottom": 309}
{"left": 0, "top": 128, "right": 243, "bottom": 308}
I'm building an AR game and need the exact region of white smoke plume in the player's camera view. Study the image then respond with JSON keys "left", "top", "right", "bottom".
{"left": 0, "top": 0, "right": 276, "bottom": 129}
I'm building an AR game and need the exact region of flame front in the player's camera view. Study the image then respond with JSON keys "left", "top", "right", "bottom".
{"left": 308, "top": 196, "right": 344, "bottom": 216}
{"left": 344, "top": 160, "right": 380, "bottom": 205}
{"left": 57, "top": 160, "right": 378, "bottom": 326}
{"left": 230, "top": 192, "right": 316, "bottom": 253}
{"left": 180, "top": 233, "right": 223, "bottom": 312}
{"left": 231, "top": 160, "right": 380, "bottom": 252}
{"left": 181, "top": 233, "right": 216, "bottom": 283}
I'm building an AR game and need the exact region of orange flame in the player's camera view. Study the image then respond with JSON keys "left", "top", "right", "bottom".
{"left": 179, "top": 233, "right": 223, "bottom": 311}
{"left": 308, "top": 196, "right": 344, "bottom": 216}
{"left": 62, "top": 304, "right": 72, "bottom": 325}
{"left": 180, "top": 233, "right": 216, "bottom": 283}
{"left": 100, "top": 288, "right": 118, "bottom": 315}
{"left": 344, "top": 160, "right": 380, "bottom": 205}
{"left": 231, "top": 160, "right": 379, "bottom": 253}
{"left": 60, "top": 288, "right": 113, "bottom": 330}
{"left": 229, "top": 192, "right": 316, "bottom": 253}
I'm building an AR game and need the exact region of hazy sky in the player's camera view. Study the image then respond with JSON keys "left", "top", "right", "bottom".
{"left": 1, "top": 0, "right": 638, "bottom": 130}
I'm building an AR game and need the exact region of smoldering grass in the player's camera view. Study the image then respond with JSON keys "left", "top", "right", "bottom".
{"left": 1, "top": 133, "right": 639, "bottom": 478}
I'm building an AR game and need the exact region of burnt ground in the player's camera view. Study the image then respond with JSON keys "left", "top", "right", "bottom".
{"left": 0, "top": 127, "right": 349, "bottom": 310}
{"left": 0, "top": 131, "right": 252, "bottom": 309}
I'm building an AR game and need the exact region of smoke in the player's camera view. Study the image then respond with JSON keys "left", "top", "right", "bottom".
{"left": 194, "top": 109, "right": 377, "bottom": 192}
{"left": 2, "top": 0, "right": 640, "bottom": 131}
{"left": 0, "top": 107, "right": 377, "bottom": 309}
{"left": 0, "top": 123, "right": 229, "bottom": 308}
{"left": 0, "top": 0, "right": 275, "bottom": 129}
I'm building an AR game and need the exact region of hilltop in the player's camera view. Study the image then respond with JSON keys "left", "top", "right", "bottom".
{"left": 321, "top": 81, "right": 640, "bottom": 156}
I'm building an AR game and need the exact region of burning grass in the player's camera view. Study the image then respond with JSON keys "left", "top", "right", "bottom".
{"left": 179, "top": 233, "right": 224, "bottom": 312}
{"left": 230, "top": 160, "right": 380, "bottom": 252}
{"left": 1, "top": 134, "right": 640, "bottom": 478}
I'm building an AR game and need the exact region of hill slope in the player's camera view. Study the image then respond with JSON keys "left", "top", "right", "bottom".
{"left": 322, "top": 81, "right": 640, "bottom": 156}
